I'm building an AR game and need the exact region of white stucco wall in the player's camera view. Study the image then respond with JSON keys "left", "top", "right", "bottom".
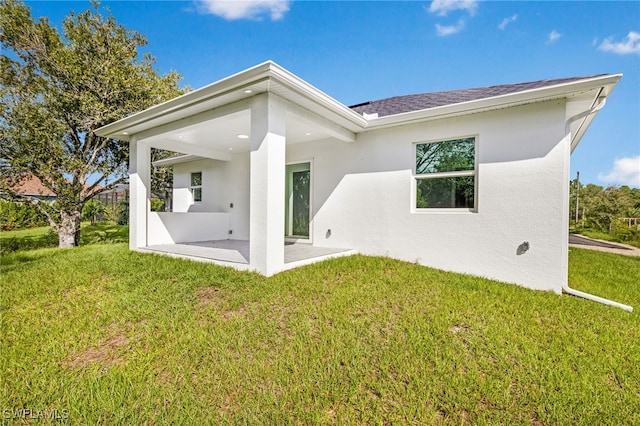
{"left": 148, "top": 212, "right": 230, "bottom": 244}
{"left": 162, "top": 100, "right": 570, "bottom": 291}
{"left": 286, "top": 100, "right": 570, "bottom": 293}
{"left": 171, "top": 155, "right": 250, "bottom": 240}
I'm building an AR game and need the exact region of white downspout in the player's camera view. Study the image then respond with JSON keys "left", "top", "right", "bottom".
{"left": 563, "top": 286, "right": 633, "bottom": 312}
{"left": 564, "top": 96, "right": 634, "bottom": 312}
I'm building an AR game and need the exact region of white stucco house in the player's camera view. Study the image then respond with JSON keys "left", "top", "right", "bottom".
{"left": 96, "top": 61, "right": 622, "bottom": 298}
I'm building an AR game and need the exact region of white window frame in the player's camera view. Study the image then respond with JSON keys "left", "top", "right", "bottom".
{"left": 190, "top": 171, "right": 202, "bottom": 204}
{"left": 413, "top": 136, "right": 478, "bottom": 213}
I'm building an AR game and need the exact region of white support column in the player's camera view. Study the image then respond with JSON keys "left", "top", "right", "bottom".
{"left": 249, "top": 94, "right": 286, "bottom": 276}
{"left": 129, "top": 135, "right": 150, "bottom": 249}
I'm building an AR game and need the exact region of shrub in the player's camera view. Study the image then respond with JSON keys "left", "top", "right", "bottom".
{"left": 0, "top": 227, "right": 58, "bottom": 254}
{"left": 103, "top": 199, "right": 129, "bottom": 225}
{"left": 611, "top": 220, "right": 640, "bottom": 246}
{"left": 150, "top": 198, "right": 165, "bottom": 212}
{"left": 82, "top": 199, "right": 105, "bottom": 225}
{"left": 117, "top": 200, "right": 129, "bottom": 225}
{"left": 0, "top": 199, "right": 48, "bottom": 230}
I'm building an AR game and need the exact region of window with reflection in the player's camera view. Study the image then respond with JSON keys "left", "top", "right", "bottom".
{"left": 190, "top": 172, "right": 202, "bottom": 203}
{"left": 415, "top": 137, "right": 476, "bottom": 209}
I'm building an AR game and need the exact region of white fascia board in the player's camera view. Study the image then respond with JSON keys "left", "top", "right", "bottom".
{"left": 267, "top": 63, "right": 368, "bottom": 129}
{"left": 96, "top": 61, "right": 274, "bottom": 139}
{"left": 363, "top": 74, "right": 622, "bottom": 131}
{"left": 152, "top": 154, "right": 202, "bottom": 167}
{"left": 95, "top": 61, "right": 367, "bottom": 140}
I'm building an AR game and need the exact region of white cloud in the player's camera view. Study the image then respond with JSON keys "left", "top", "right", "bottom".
{"left": 498, "top": 14, "right": 517, "bottom": 30}
{"left": 547, "top": 30, "right": 561, "bottom": 44}
{"left": 428, "top": 0, "right": 478, "bottom": 17}
{"left": 598, "top": 156, "right": 640, "bottom": 188}
{"left": 427, "top": 1, "right": 477, "bottom": 36}
{"left": 196, "top": 0, "right": 291, "bottom": 21}
{"left": 436, "top": 20, "right": 465, "bottom": 36}
{"left": 598, "top": 31, "right": 640, "bottom": 55}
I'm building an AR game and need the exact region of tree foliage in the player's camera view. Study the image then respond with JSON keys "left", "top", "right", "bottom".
{"left": 0, "top": 199, "right": 48, "bottom": 230}
{"left": 0, "top": 0, "right": 183, "bottom": 246}
{"left": 570, "top": 180, "right": 640, "bottom": 244}
{"left": 81, "top": 199, "right": 104, "bottom": 225}
{"left": 151, "top": 148, "right": 176, "bottom": 211}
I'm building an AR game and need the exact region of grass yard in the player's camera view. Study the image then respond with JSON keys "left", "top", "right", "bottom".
{"left": 0, "top": 223, "right": 128, "bottom": 254}
{"left": 1, "top": 238, "right": 639, "bottom": 424}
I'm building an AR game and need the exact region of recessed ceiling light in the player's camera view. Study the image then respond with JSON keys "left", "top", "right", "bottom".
{"left": 122, "top": 131, "right": 129, "bottom": 135}
{"left": 243, "top": 89, "right": 252, "bottom": 94}
{"left": 228, "top": 147, "right": 233, "bottom": 151}
{"left": 237, "top": 134, "right": 249, "bottom": 139}
{"left": 305, "top": 132, "right": 312, "bottom": 136}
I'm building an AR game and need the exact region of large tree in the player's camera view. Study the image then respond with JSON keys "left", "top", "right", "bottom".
{"left": 150, "top": 148, "right": 177, "bottom": 212}
{"left": 570, "top": 180, "right": 640, "bottom": 231}
{"left": 0, "top": 0, "right": 183, "bottom": 247}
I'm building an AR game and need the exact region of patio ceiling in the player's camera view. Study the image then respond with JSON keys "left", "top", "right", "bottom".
{"left": 95, "top": 62, "right": 366, "bottom": 145}
{"left": 141, "top": 106, "right": 342, "bottom": 158}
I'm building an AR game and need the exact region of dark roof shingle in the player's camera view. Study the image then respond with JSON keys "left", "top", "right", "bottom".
{"left": 9, "top": 175, "right": 56, "bottom": 197}
{"left": 349, "top": 75, "right": 606, "bottom": 117}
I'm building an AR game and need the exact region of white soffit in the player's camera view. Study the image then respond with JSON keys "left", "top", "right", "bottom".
{"left": 95, "top": 61, "right": 621, "bottom": 141}
{"left": 95, "top": 61, "right": 366, "bottom": 140}
{"left": 566, "top": 88, "right": 603, "bottom": 152}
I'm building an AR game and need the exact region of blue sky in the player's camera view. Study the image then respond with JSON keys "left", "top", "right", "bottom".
{"left": 25, "top": 0, "right": 640, "bottom": 187}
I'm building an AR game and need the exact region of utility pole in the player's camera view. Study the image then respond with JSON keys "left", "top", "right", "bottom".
{"left": 575, "top": 171, "right": 580, "bottom": 226}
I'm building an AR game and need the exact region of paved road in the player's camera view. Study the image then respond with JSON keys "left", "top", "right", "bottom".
{"left": 569, "top": 234, "right": 632, "bottom": 250}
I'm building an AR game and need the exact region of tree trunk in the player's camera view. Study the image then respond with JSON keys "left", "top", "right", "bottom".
{"left": 164, "top": 194, "right": 171, "bottom": 212}
{"left": 58, "top": 210, "right": 82, "bottom": 248}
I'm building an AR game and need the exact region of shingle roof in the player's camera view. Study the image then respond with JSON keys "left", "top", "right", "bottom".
{"left": 349, "top": 75, "right": 607, "bottom": 117}
{"left": 9, "top": 175, "right": 56, "bottom": 197}
{"left": 4, "top": 174, "right": 103, "bottom": 198}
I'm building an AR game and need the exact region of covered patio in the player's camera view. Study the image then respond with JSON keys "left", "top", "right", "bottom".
{"left": 142, "top": 240, "right": 355, "bottom": 272}
{"left": 96, "top": 61, "right": 365, "bottom": 276}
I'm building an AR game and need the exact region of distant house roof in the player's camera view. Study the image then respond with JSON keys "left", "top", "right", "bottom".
{"left": 8, "top": 175, "right": 56, "bottom": 198}
{"left": 2, "top": 174, "right": 106, "bottom": 199}
{"left": 349, "top": 75, "right": 607, "bottom": 117}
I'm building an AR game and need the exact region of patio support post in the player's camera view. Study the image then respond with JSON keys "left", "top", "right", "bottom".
{"left": 250, "top": 94, "right": 286, "bottom": 275}
{"left": 129, "top": 135, "right": 150, "bottom": 249}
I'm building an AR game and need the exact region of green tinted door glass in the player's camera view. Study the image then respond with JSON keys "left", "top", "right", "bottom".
{"left": 291, "top": 170, "right": 310, "bottom": 237}
{"left": 285, "top": 163, "right": 311, "bottom": 238}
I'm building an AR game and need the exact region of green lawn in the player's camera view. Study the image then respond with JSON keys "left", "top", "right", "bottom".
{"left": 1, "top": 236, "right": 638, "bottom": 424}
{"left": 0, "top": 223, "right": 128, "bottom": 254}
{"left": 571, "top": 228, "right": 640, "bottom": 249}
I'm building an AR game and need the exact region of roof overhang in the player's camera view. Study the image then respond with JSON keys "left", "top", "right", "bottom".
{"left": 363, "top": 74, "right": 621, "bottom": 134}
{"left": 96, "top": 62, "right": 620, "bottom": 152}
{"left": 95, "top": 61, "right": 367, "bottom": 141}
